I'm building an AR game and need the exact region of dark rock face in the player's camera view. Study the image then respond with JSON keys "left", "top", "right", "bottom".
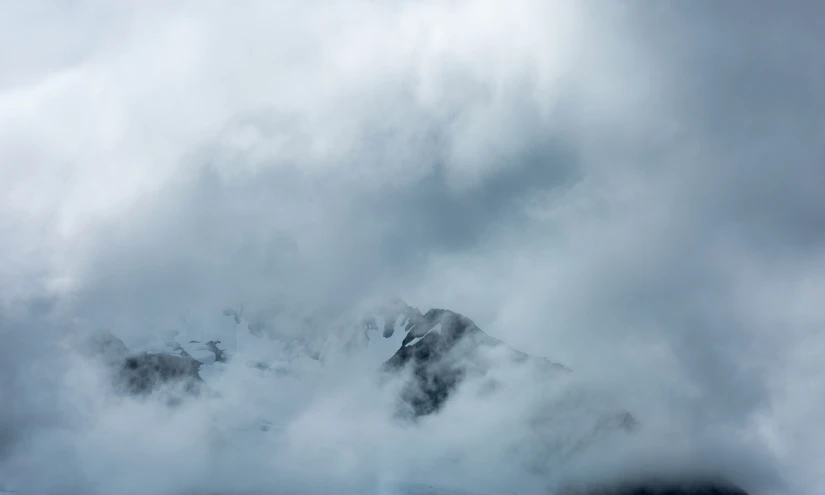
{"left": 205, "top": 340, "right": 227, "bottom": 363}
{"left": 118, "top": 352, "right": 205, "bottom": 396}
{"left": 82, "top": 330, "right": 206, "bottom": 397}
{"left": 382, "top": 308, "right": 568, "bottom": 417}
{"left": 382, "top": 309, "right": 493, "bottom": 416}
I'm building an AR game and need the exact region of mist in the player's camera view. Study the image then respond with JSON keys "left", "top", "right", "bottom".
{"left": 1, "top": 1, "right": 824, "bottom": 494}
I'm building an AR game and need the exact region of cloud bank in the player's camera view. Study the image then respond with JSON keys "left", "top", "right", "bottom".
{"left": 1, "top": 1, "right": 823, "bottom": 494}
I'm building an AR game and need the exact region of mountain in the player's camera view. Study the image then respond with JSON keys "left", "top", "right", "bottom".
{"left": 381, "top": 307, "right": 570, "bottom": 417}
{"left": 81, "top": 329, "right": 211, "bottom": 398}
{"left": 76, "top": 301, "right": 749, "bottom": 495}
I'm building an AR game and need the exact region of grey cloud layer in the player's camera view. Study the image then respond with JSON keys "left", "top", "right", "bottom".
{"left": 1, "top": 1, "right": 824, "bottom": 494}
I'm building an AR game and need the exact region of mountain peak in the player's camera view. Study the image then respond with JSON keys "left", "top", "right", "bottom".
{"left": 381, "top": 307, "right": 570, "bottom": 417}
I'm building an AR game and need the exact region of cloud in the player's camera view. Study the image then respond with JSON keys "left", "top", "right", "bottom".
{"left": 1, "top": 1, "right": 824, "bottom": 494}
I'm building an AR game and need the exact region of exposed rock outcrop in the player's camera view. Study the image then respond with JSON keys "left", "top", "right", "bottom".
{"left": 382, "top": 308, "right": 568, "bottom": 417}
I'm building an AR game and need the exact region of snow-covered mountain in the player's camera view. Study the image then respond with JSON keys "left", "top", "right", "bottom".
{"left": 381, "top": 306, "right": 571, "bottom": 417}
{"left": 83, "top": 299, "right": 578, "bottom": 416}
{"left": 75, "top": 300, "right": 749, "bottom": 495}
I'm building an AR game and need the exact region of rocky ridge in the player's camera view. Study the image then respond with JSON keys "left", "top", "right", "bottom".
{"left": 78, "top": 300, "right": 749, "bottom": 495}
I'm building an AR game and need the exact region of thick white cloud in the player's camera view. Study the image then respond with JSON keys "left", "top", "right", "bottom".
{"left": 1, "top": 1, "right": 823, "bottom": 494}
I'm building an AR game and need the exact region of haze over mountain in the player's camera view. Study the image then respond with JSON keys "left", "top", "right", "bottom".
{"left": 72, "top": 300, "right": 745, "bottom": 495}
{"left": 2, "top": 1, "right": 823, "bottom": 494}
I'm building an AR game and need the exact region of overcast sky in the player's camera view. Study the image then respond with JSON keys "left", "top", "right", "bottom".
{"left": 1, "top": 1, "right": 824, "bottom": 494}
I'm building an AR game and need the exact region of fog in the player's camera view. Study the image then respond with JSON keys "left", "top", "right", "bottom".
{"left": 1, "top": 1, "right": 823, "bottom": 494}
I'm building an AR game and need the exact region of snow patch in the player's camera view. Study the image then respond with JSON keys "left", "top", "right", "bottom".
{"left": 404, "top": 323, "right": 442, "bottom": 347}
{"left": 363, "top": 313, "right": 410, "bottom": 366}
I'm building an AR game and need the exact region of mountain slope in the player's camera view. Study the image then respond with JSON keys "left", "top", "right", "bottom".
{"left": 381, "top": 307, "right": 569, "bottom": 416}
{"left": 75, "top": 303, "right": 750, "bottom": 495}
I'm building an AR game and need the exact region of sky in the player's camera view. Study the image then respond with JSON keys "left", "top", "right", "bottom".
{"left": 1, "top": 1, "right": 824, "bottom": 494}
